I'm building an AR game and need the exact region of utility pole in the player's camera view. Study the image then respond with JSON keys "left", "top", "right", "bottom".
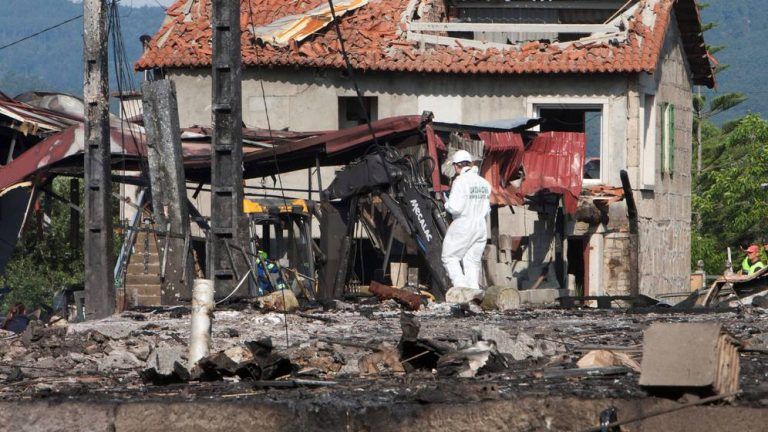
{"left": 142, "top": 79, "right": 191, "bottom": 304}
{"left": 210, "top": 0, "right": 248, "bottom": 297}
{"left": 83, "top": 0, "right": 114, "bottom": 318}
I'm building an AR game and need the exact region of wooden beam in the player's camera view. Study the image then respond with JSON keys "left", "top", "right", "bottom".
{"left": 409, "top": 22, "right": 618, "bottom": 34}
{"left": 406, "top": 31, "right": 513, "bottom": 51}
{"left": 448, "top": 0, "right": 629, "bottom": 10}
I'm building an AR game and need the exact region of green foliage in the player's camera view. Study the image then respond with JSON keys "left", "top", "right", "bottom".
{"left": 692, "top": 115, "right": 768, "bottom": 273}
{"left": 0, "top": 178, "right": 83, "bottom": 313}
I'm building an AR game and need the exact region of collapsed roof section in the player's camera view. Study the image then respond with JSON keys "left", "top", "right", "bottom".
{"left": 135, "top": 0, "right": 714, "bottom": 87}
{"left": 0, "top": 110, "right": 587, "bottom": 213}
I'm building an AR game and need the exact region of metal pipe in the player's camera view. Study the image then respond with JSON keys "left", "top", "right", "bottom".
{"left": 188, "top": 279, "right": 214, "bottom": 369}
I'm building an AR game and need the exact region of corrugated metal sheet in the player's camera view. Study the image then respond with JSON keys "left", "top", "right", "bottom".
{"left": 252, "top": 0, "right": 369, "bottom": 46}
{"left": 479, "top": 131, "right": 524, "bottom": 206}
{"left": 0, "top": 94, "right": 80, "bottom": 136}
{"left": 0, "top": 120, "right": 146, "bottom": 192}
{"left": 520, "top": 131, "right": 585, "bottom": 214}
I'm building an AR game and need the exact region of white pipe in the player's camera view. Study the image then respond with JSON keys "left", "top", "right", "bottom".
{"left": 188, "top": 279, "right": 214, "bottom": 368}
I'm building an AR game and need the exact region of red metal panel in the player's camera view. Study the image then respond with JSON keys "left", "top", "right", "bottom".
{"left": 0, "top": 121, "right": 145, "bottom": 191}
{"left": 520, "top": 132, "right": 585, "bottom": 214}
{"left": 479, "top": 131, "right": 524, "bottom": 207}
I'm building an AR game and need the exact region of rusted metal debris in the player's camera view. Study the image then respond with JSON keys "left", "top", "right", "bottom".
{"left": 369, "top": 281, "right": 422, "bottom": 311}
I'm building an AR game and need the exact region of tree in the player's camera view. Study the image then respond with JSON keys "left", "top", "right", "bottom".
{"left": 692, "top": 8, "right": 748, "bottom": 178}
{"left": 692, "top": 115, "right": 768, "bottom": 273}
{"left": 693, "top": 91, "right": 747, "bottom": 176}
{"left": 0, "top": 178, "right": 83, "bottom": 313}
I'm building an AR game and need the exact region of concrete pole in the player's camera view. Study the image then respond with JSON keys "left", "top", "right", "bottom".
{"left": 69, "top": 178, "right": 80, "bottom": 251}
{"left": 210, "top": 0, "right": 248, "bottom": 298}
{"left": 83, "top": 0, "right": 115, "bottom": 319}
{"left": 142, "top": 80, "right": 192, "bottom": 304}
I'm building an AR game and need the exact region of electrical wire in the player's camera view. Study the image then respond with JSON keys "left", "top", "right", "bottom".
{"left": 245, "top": 2, "right": 290, "bottom": 348}
{"left": 326, "top": 0, "right": 379, "bottom": 147}
{"left": 216, "top": 269, "right": 252, "bottom": 305}
{"left": 0, "top": 15, "right": 83, "bottom": 51}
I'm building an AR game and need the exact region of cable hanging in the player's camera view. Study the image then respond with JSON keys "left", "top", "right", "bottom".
{"left": 0, "top": 15, "right": 83, "bottom": 51}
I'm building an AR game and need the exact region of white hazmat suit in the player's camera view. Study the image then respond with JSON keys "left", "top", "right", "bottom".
{"left": 441, "top": 164, "right": 491, "bottom": 289}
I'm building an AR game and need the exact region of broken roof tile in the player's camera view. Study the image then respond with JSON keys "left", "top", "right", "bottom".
{"left": 135, "top": 0, "right": 714, "bottom": 87}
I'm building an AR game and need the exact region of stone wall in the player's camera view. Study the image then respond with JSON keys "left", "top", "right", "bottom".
{"left": 602, "top": 233, "right": 631, "bottom": 296}
{"left": 633, "top": 14, "right": 694, "bottom": 296}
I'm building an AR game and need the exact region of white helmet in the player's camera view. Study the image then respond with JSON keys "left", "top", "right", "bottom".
{"left": 452, "top": 149, "right": 473, "bottom": 164}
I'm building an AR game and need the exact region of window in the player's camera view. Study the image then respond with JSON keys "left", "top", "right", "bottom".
{"left": 338, "top": 96, "right": 377, "bottom": 129}
{"left": 641, "top": 94, "right": 657, "bottom": 188}
{"left": 536, "top": 105, "right": 604, "bottom": 180}
{"left": 660, "top": 103, "right": 675, "bottom": 174}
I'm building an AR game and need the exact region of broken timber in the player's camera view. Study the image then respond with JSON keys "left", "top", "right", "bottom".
{"left": 141, "top": 80, "right": 192, "bottom": 304}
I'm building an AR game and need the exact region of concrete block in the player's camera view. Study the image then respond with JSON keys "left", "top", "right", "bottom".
{"left": 518, "top": 288, "right": 559, "bottom": 305}
{"left": 640, "top": 323, "right": 740, "bottom": 397}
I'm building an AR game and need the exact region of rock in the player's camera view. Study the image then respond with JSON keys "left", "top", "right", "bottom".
{"left": 146, "top": 344, "right": 186, "bottom": 375}
{"left": 127, "top": 341, "right": 152, "bottom": 361}
{"left": 477, "top": 326, "right": 516, "bottom": 356}
{"left": 252, "top": 313, "right": 285, "bottom": 326}
{"left": 358, "top": 345, "right": 405, "bottom": 376}
{"left": 516, "top": 332, "right": 536, "bottom": 347}
{"left": 445, "top": 287, "right": 484, "bottom": 304}
{"left": 141, "top": 344, "right": 189, "bottom": 384}
{"left": 509, "top": 341, "right": 534, "bottom": 361}
{"left": 259, "top": 290, "right": 299, "bottom": 312}
{"left": 69, "top": 352, "right": 86, "bottom": 363}
{"left": 68, "top": 320, "right": 143, "bottom": 340}
{"left": 97, "top": 350, "right": 143, "bottom": 371}
{"left": 436, "top": 341, "right": 507, "bottom": 378}
{"left": 333, "top": 300, "right": 357, "bottom": 311}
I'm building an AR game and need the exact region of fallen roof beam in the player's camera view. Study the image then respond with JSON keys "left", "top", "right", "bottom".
{"left": 409, "top": 22, "right": 619, "bottom": 34}
{"left": 448, "top": 0, "right": 630, "bottom": 10}
{"left": 406, "top": 31, "right": 513, "bottom": 51}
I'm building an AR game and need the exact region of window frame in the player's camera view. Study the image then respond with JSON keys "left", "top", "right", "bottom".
{"left": 640, "top": 93, "right": 657, "bottom": 190}
{"left": 527, "top": 96, "right": 610, "bottom": 185}
{"left": 660, "top": 102, "right": 676, "bottom": 175}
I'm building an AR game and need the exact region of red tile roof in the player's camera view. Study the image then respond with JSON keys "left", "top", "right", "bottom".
{"left": 135, "top": 0, "right": 714, "bottom": 87}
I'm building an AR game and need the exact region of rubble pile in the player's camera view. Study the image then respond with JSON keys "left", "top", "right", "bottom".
{"left": 0, "top": 300, "right": 767, "bottom": 411}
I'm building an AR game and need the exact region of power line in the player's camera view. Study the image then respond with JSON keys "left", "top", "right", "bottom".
{"left": 0, "top": 15, "right": 84, "bottom": 51}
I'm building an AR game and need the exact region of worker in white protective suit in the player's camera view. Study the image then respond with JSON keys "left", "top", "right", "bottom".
{"left": 441, "top": 150, "right": 491, "bottom": 289}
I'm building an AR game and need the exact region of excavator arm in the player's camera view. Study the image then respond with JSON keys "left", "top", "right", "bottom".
{"left": 318, "top": 148, "right": 451, "bottom": 300}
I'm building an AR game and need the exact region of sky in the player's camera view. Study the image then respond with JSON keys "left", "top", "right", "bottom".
{"left": 69, "top": 0, "right": 175, "bottom": 7}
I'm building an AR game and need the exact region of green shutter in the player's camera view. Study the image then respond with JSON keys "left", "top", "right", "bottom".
{"left": 659, "top": 103, "right": 665, "bottom": 174}
{"left": 669, "top": 105, "right": 675, "bottom": 174}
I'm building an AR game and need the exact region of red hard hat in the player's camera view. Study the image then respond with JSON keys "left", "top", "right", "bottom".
{"left": 747, "top": 245, "right": 760, "bottom": 254}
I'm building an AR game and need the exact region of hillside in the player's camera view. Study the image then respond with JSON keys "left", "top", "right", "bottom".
{"left": 700, "top": 0, "right": 767, "bottom": 122}
{"left": 0, "top": 0, "right": 165, "bottom": 97}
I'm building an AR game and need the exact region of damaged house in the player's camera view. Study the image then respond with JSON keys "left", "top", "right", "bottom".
{"left": 134, "top": 0, "right": 714, "bottom": 299}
